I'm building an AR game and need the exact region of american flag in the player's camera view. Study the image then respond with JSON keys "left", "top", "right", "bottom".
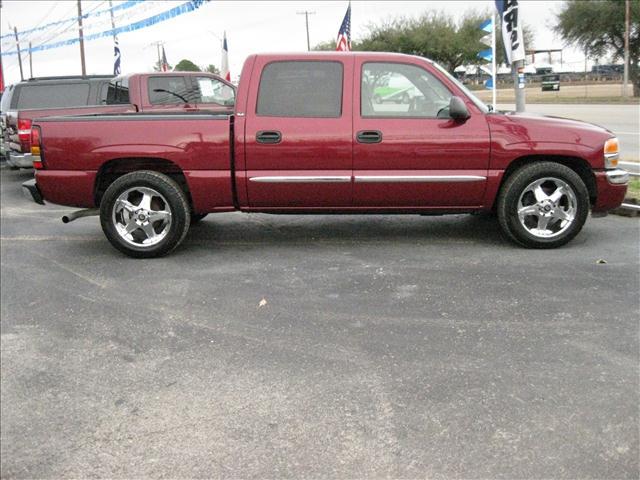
{"left": 161, "top": 46, "right": 169, "bottom": 72}
{"left": 336, "top": 2, "right": 351, "bottom": 51}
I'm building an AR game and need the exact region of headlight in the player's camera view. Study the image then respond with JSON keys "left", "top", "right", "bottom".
{"left": 604, "top": 137, "right": 619, "bottom": 168}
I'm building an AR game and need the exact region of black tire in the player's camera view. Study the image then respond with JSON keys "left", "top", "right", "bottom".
{"left": 100, "top": 171, "right": 191, "bottom": 258}
{"left": 497, "top": 162, "right": 589, "bottom": 248}
{"left": 191, "top": 213, "right": 208, "bottom": 224}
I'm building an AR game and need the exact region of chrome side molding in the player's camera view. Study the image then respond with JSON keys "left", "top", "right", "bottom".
{"left": 354, "top": 175, "right": 486, "bottom": 183}
{"left": 250, "top": 176, "right": 351, "bottom": 183}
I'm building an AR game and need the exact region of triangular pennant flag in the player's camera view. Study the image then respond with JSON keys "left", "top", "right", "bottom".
{"left": 477, "top": 48, "right": 493, "bottom": 62}
{"left": 484, "top": 77, "right": 494, "bottom": 90}
{"left": 480, "top": 33, "right": 492, "bottom": 47}
{"left": 479, "top": 18, "right": 493, "bottom": 33}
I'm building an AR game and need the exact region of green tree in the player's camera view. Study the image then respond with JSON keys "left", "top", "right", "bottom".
{"left": 173, "top": 59, "right": 201, "bottom": 72}
{"left": 555, "top": 0, "right": 639, "bottom": 96}
{"left": 203, "top": 64, "right": 220, "bottom": 75}
{"left": 314, "top": 10, "right": 533, "bottom": 73}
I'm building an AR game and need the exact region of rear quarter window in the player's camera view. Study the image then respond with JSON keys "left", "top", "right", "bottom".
{"left": 256, "top": 61, "right": 343, "bottom": 118}
{"left": 15, "top": 83, "right": 91, "bottom": 109}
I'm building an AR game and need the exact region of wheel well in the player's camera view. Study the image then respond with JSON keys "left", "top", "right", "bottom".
{"left": 94, "top": 158, "right": 193, "bottom": 207}
{"left": 496, "top": 155, "right": 597, "bottom": 208}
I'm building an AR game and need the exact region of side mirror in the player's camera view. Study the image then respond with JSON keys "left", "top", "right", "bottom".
{"left": 449, "top": 96, "right": 470, "bottom": 120}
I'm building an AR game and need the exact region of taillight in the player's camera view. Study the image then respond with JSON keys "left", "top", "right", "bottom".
{"left": 17, "top": 118, "right": 32, "bottom": 142}
{"left": 31, "top": 126, "right": 44, "bottom": 169}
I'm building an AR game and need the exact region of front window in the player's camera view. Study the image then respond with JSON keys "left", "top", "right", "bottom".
{"left": 361, "top": 62, "right": 452, "bottom": 118}
{"left": 429, "top": 60, "right": 489, "bottom": 114}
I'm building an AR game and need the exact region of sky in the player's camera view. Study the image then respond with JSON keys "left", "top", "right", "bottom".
{"left": 1, "top": 0, "right": 587, "bottom": 86}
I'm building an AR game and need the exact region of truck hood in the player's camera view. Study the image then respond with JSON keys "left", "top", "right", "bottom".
{"left": 488, "top": 111, "right": 614, "bottom": 151}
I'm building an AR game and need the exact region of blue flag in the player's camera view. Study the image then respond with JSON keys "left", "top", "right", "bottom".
{"left": 113, "top": 37, "right": 121, "bottom": 75}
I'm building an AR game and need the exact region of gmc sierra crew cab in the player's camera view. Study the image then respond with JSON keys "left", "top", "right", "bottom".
{"left": 23, "top": 52, "right": 629, "bottom": 258}
{"left": 2, "top": 72, "right": 234, "bottom": 168}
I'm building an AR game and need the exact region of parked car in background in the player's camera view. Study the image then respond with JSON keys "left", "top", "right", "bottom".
{"left": 1, "top": 75, "right": 113, "bottom": 168}
{"left": 24, "top": 52, "right": 628, "bottom": 257}
{"left": 1, "top": 72, "right": 235, "bottom": 169}
{"left": 541, "top": 74, "right": 560, "bottom": 91}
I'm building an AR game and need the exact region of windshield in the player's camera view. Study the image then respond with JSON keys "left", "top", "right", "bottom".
{"left": 429, "top": 60, "right": 489, "bottom": 114}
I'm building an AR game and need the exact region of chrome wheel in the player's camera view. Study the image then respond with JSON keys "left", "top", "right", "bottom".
{"left": 112, "top": 187, "right": 172, "bottom": 247}
{"left": 517, "top": 177, "right": 577, "bottom": 239}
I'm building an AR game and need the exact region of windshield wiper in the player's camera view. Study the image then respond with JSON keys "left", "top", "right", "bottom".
{"left": 153, "top": 88, "right": 189, "bottom": 104}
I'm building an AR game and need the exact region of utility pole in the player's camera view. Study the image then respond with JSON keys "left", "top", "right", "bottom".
{"left": 513, "top": 60, "right": 526, "bottom": 113}
{"left": 77, "top": 0, "right": 86, "bottom": 75}
{"left": 13, "top": 26, "right": 23, "bottom": 81}
{"left": 623, "top": 0, "right": 630, "bottom": 98}
{"left": 150, "top": 41, "right": 164, "bottom": 70}
{"left": 297, "top": 10, "right": 315, "bottom": 51}
{"left": 28, "top": 41, "right": 32, "bottom": 78}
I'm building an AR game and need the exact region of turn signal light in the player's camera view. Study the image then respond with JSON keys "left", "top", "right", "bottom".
{"left": 604, "top": 137, "right": 619, "bottom": 168}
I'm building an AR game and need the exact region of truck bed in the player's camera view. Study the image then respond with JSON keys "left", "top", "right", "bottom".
{"left": 35, "top": 113, "right": 235, "bottom": 212}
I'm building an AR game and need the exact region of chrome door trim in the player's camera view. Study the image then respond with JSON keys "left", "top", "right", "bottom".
{"left": 249, "top": 176, "right": 352, "bottom": 183}
{"left": 354, "top": 175, "right": 486, "bottom": 183}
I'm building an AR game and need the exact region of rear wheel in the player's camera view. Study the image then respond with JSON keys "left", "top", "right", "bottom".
{"left": 100, "top": 171, "right": 190, "bottom": 258}
{"left": 497, "top": 162, "right": 589, "bottom": 248}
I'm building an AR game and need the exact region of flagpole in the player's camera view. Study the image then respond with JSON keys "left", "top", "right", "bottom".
{"left": 492, "top": 11, "right": 496, "bottom": 111}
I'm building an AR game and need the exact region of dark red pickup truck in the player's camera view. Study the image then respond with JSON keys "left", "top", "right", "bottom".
{"left": 23, "top": 52, "right": 628, "bottom": 257}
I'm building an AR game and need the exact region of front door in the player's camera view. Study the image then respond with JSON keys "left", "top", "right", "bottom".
{"left": 244, "top": 57, "right": 353, "bottom": 208}
{"left": 353, "top": 58, "right": 490, "bottom": 208}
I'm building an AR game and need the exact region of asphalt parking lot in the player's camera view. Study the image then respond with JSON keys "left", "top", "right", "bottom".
{"left": 1, "top": 165, "right": 639, "bottom": 478}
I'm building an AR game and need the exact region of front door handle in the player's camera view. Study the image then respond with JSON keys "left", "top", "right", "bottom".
{"left": 356, "top": 130, "right": 382, "bottom": 144}
{"left": 256, "top": 130, "right": 282, "bottom": 144}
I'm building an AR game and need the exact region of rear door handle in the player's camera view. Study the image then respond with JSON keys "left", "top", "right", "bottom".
{"left": 256, "top": 130, "right": 282, "bottom": 144}
{"left": 356, "top": 130, "right": 382, "bottom": 144}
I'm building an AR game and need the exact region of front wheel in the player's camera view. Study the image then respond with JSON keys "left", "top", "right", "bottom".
{"left": 497, "top": 162, "right": 590, "bottom": 248}
{"left": 100, "top": 171, "right": 191, "bottom": 258}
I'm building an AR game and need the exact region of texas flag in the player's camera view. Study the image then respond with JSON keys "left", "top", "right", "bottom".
{"left": 221, "top": 32, "right": 230, "bottom": 81}
{"left": 336, "top": 2, "right": 351, "bottom": 51}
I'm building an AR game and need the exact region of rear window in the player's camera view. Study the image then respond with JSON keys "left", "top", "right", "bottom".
{"left": 256, "top": 61, "right": 343, "bottom": 117}
{"left": 15, "top": 83, "right": 90, "bottom": 109}
{"left": 148, "top": 76, "right": 192, "bottom": 105}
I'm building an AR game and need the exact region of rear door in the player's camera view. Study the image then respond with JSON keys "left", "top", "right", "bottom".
{"left": 353, "top": 58, "right": 490, "bottom": 208}
{"left": 244, "top": 56, "right": 353, "bottom": 208}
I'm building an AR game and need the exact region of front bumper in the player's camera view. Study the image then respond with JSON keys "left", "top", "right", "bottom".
{"left": 605, "top": 168, "right": 629, "bottom": 185}
{"left": 592, "top": 169, "right": 629, "bottom": 212}
{"left": 22, "top": 179, "right": 45, "bottom": 205}
{"left": 6, "top": 151, "right": 34, "bottom": 169}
